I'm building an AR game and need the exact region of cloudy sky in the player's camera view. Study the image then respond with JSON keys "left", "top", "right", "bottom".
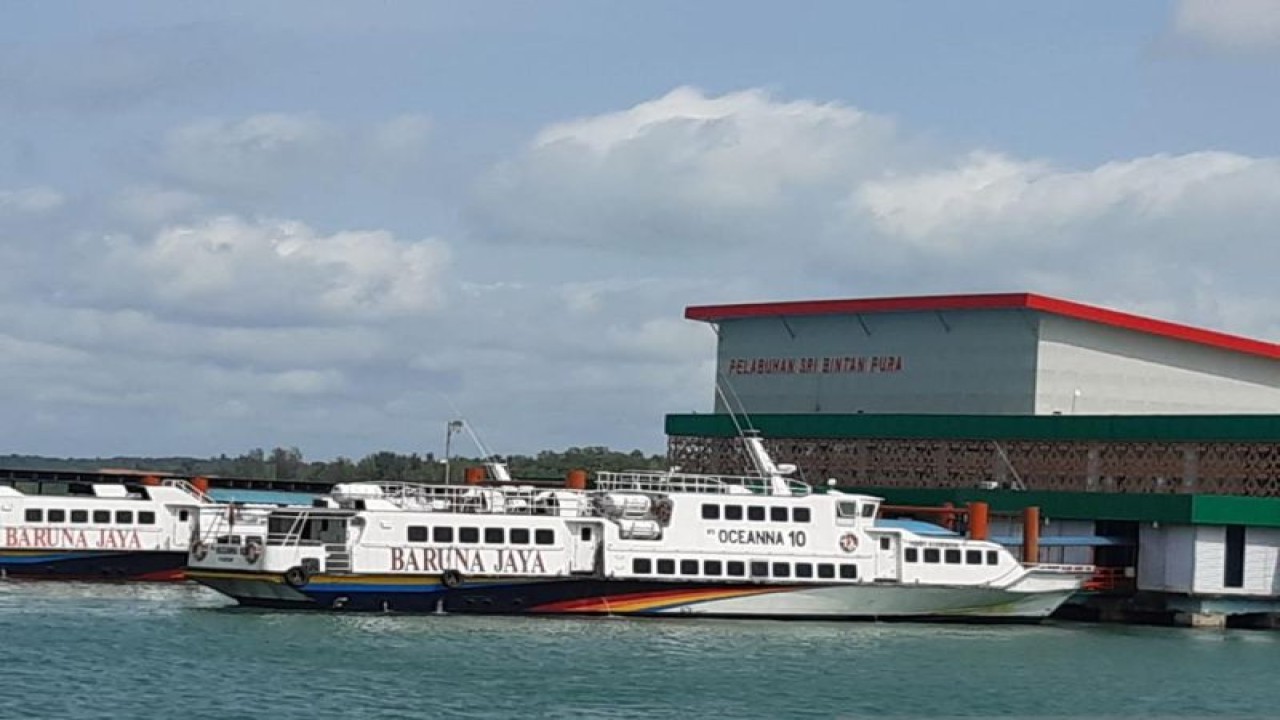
{"left": 2, "top": 1, "right": 1279, "bottom": 460}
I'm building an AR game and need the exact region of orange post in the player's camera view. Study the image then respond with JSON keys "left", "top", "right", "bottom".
{"left": 967, "top": 501, "right": 989, "bottom": 541}
{"left": 464, "top": 466, "right": 486, "bottom": 485}
{"left": 566, "top": 469, "right": 588, "bottom": 490}
{"left": 1022, "top": 506, "right": 1041, "bottom": 565}
{"left": 190, "top": 476, "right": 210, "bottom": 494}
{"left": 141, "top": 475, "right": 161, "bottom": 487}
{"left": 940, "top": 501, "right": 955, "bottom": 530}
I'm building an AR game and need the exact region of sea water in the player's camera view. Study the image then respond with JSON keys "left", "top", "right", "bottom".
{"left": 0, "top": 581, "right": 1275, "bottom": 719}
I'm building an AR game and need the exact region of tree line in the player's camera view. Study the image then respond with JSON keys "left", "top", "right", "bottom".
{"left": 1, "top": 446, "right": 668, "bottom": 484}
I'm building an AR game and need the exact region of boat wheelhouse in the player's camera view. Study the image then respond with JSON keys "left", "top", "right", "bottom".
{"left": 0, "top": 479, "right": 226, "bottom": 581}
{"left": 189, "top": 435, "right": 1091, "bottom": 621}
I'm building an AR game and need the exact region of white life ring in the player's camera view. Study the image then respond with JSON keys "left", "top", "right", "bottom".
{"left": 839, "top": 533, "right": 859, "bottom": 553}
{"left": 191, "top": 541, "right": 209, "bottom": 561}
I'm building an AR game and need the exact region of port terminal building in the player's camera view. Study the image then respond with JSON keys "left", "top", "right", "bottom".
{"left": 667, "top": 293, "right": 1280, "bottom": 627}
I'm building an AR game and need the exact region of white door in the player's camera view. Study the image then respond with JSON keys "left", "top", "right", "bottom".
{"left": 568, "top": 523, "right": 600, "bottom": 574}
{"left": 875, "top": 534, "right": 900, "bottom": 581}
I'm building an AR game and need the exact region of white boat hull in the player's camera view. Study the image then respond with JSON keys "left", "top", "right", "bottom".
{"left": 190, "top": 566, "right": 1088, "bottom": 621}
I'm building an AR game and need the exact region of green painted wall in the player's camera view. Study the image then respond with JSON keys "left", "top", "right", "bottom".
{"left": 665, "top": 413, "right": 1280, "bottom": 442}
{"left": 844, "top": 487, "right": 1280, "bottom": 528}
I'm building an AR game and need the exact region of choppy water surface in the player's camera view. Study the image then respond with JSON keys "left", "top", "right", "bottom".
{"left": 0, "top": 582, "right": 1275, "bottom": 719}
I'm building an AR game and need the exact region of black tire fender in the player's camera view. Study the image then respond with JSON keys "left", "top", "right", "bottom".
{"left": 284, "top": 566, "right": 310, "bottom": 588}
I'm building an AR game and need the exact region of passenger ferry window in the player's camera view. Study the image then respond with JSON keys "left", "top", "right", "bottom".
{"left": 701, "top": 504, "right": 720, "bottom": 520}
{"left": 837, "top": 502, "right": 859, "bottom": 518}
{"left": 680, "top": 560, "right": 698, "bottom": 575}
{"left": 923, "top": 548, "right": 940, "bottom": 564}
{"left": 179, "top": 510, "right": 189, "bottom": 522}
{"left": 656, "top": 559, "right": 676, "bottom": 575}
{"left": 817, "top": 564, "right": 835, "bottom": 579}
{"left": 772, "top": 562, "right": 790, "bottom": 578}
{"left": 139, "top": 511, "right": 155, "bottom": 525}
{"left": 93, "top": 510, "right": 110, "bottom": 524}
{"left": 433, "top": 526, "right": 454, "bottom": 543}
{"left": 944, "top": 549, "right": 961, "bottom": 564}
{"left": 747, "top": 506, "right": 765, "bottom": 522}
{"left": 510, "top": 528, "right": 530, "bottom": 545}
{"left": 633, "top": 558, "right": 652, "bottom": 574}
{"left": 750, "top": 561, "right": 769, "bottom": 578}
{"left": 535, "top": 529, "right": 554, "bottom": 545}
{"left": 986, "top": 550, "right": 999, "bottom": 565}
{"left": 49, "top": 509, "right": 66, "bottom": 522}
{"left": 861, "top": 505, "right": 876, "bottom": 518}
{"left": 769, "top": 507, "right": 786, "bottom": 522}
{"left": 116, "top": 510, "right": 133, "bottom": 525}
{"left": 25, "top": 509, "right": 42, "bottom": 522}
{"left": 460, "top": 527, "right": 479, "bottom": 544}
{"left": 725, "top": 505, "right": 743, "bottom": 521}
{"left": 580, "top": 527, "right": 592, "bottom": 542}
{"left": 727, "top": 561, "right": 745, "bottom": 577}
{"left": 793, "top": 507, "right": 811, "bottom": 523}
{"left": 839, "top": 564, "right": 858, "bottom": 579}
{"left": 407, "top": 526, "right": 428, "bottom": 542}
{"left": 965, "top": 550, "right": 983, "bottom": 565}
{"left": 879, "top": 537, "right": 890, "bottom": 550}
{"left": 704, "top": 560, "right": 723, "bottom": 576}
{"left": 905, "top": 548, "right": 919, "bottom": 563}
{"left": 71, "top": 510, "right": 88, "bottom": 523}
{"left": 796, "top": 563, "right": 813, "bottom": 578}
{"left": 485, "top": 527, "right": 504, "bottom": 544}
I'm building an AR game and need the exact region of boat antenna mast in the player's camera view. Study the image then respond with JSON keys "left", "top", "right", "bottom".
{"left": 439, "top": 395, "right": 514, "bottom": 483}
{"left": 715, "top": 372, "right": 794, "bottom": 496}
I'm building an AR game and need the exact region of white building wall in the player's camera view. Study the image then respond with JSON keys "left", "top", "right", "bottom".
{"left": 1036, "top": 316, "right": 1280, "bottom": 415}
{"left": 1243, "top": 528, "right": 1280, "bottom": 595}
{"left": 714, "top": 309, "right": 1038, "bottom": 415}
{"left": 1191, "top": 525, "right": 1227, "bottom": 595}
{"left": 1139, "top": 525, "right": 1280, "bottom": 597}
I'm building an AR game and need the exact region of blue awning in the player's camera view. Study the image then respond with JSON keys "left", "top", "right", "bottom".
{"left": 875, "top": 519, "right": 959, "bottom": 536}
{"left": 208, "top": 489, "right": 316, "bottom": 505}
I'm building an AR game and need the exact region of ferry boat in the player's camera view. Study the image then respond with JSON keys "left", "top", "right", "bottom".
{"left": 187, "top": 436, "right": 1092, "bottom": 621}
{"left": 0, "top": 478, "right": 228, "bottom": 581}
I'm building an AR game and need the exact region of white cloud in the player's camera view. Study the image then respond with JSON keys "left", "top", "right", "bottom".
{"left": 109, "top": 186, "right": 205, "bottom": 227}
{"left": 87, "top": 216, "right": 451, "bottom": 325}
{"left": 0, "top": 186, "right": 65, "bottom": 214}
{"left": 1173, "top": 0, "right": 1280, "bottom": 52}
{"left": 162, "top": 114, "right": 338, "bottom": 192}
{"left": 469, "top": 86, "right": 1280, "bottom": 341}
{"left": 370, "top": 114, "right": 433, "bottom": 159}
{"left": 473, "top": 86, "right": 904, "bottom": 254}
{"left": 853, "top": 150, "right": 1276, "bottom": 251}
{"left": 159, "top": 112, "right": 436, "bottom": 201}
{"left": 7, "top": 86, "right": 1280, "bottom": 460}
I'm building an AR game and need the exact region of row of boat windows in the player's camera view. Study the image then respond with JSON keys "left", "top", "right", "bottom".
{"left": 700, "top": 504, "right": 812, "bottom": 523}
{"left": 406, "top": 526, "right": 557, "bottom": 546}
{"left": 905, "top": 548, "right": 1000, "bottom": 566}
{"left": 632, "top": 557, "right": 858, "bottom": 580}
{"left": 24, "top": 509, "right": 157, "bottom": 525}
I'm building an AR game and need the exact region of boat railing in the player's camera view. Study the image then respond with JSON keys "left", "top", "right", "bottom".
{"left": 346, "top": 482, "right": 592, "bottom": 516}
{"left": 595, "top": 471, "right": 811, "bottom": 496}
{"left": 163, "top": 478, "right": 212, "bottom": 503}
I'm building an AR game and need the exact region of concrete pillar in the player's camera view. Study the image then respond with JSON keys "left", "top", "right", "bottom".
{"left": 1174, "top": 612, "right": 1227, "bottom": 629}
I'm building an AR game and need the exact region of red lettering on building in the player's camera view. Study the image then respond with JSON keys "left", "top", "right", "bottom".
{"left": 726, "top": 355, "right": 905, "bottom": 375}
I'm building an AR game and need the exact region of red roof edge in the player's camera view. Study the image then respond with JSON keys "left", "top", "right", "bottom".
{"left": 684, "top": 292, "right": 1280, "bottom": 361}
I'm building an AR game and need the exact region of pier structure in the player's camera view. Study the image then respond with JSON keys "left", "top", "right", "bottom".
{"left": 671, "top": 292, "right": 1280, "bottom": 628}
